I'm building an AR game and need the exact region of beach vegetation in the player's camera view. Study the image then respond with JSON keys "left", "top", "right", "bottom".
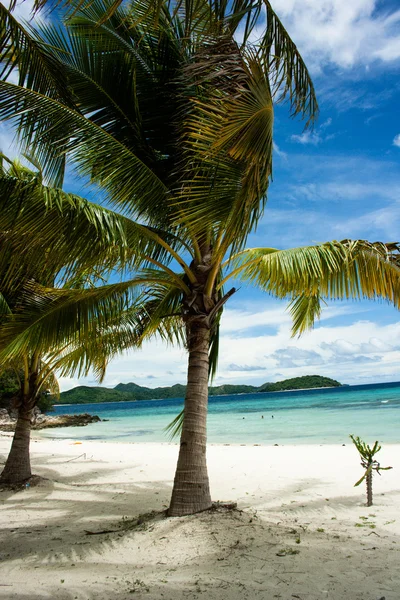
{"left": 0, "top": 369, "right": 56, "bottom": 412}
{"left": 1, "top": 1, "right": 400, "bottom": 513}
{"left": 350, "top": 435, "right": 393, "bottom": 507}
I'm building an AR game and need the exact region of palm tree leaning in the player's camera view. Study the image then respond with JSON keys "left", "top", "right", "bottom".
{"left": 1, "top": 0, "right": 400, "bottom": 514}
{"left": 0, "top": 156, "right": 149, "bottom": 484}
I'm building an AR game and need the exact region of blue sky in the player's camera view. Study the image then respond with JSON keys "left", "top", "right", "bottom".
{"left": 1, "top": 0, "right": 400, "bottom": 389}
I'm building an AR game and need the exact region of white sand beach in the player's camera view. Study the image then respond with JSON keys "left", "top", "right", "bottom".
{"left": 0, "top": 435, "right": 399, "bottom": 600}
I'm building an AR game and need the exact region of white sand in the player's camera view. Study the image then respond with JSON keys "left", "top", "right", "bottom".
{"left": 0, "top": 435, "right": 399, "bottom": 600}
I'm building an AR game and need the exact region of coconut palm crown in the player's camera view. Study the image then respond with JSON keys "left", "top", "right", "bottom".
{"left": 1, "top": 0, "right": 400, "bottom": 514}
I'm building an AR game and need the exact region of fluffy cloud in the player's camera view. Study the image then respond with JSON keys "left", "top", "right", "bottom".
{"left": 393, "top": 134, "right": 400, "bottom": 147}
{"left": 270, "top": 0, "right": 400, "bottom": 70}
{"left": 290, "top": 130, "right": 321, "bottom": 146}
{"left": 215, "top": 315, "right": 400, "bottom": 386}
{"left": 228, "top": 364, "right": 268, "bottom": 372}
{"left": 290, "top": 118, "right": 334, "bottom": 146}
{"left": 320, "top": 338, "right": 393, "bottom": 356}
{"left": 269, "top": 347, "right": 325, "bottom": 368}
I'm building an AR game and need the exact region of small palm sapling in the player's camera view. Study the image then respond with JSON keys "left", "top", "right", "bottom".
{"left": 350, "top": 435, "right": 392, "bottom": 506}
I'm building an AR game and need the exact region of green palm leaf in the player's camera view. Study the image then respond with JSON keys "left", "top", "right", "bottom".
{"left": 0, "top": 270, "right": 186, "bottom": 363}
{"left": 226, "top": 241, "right": 400, "bottom": 334}
{"left": 0, "top": 81, "right": 168, "bottom": 220}
{"left": 0, "top": 170, "right": 190, "bottom": 279}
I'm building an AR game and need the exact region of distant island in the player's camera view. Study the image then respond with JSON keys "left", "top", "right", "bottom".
{"left": 58, "top": 375, "right": 342, "bottom": 405}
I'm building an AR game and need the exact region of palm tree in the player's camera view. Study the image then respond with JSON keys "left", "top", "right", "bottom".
{"left": 0, "top": 156, "right": 149, "bottom": 484}
{"left": 0, "top": 0, "right": 400, "bottom": 513}
{"left": 350, "top": 435, "right": 392, "bottom": 507}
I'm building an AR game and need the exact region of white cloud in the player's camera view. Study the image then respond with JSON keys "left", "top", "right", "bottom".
{"left": 221, "top": 306, "right": 291, "bottom": 332}
{"left": 290, "top": 118, "right": 334, "bottom": 146}
{"left": 215, "top": 315, "right": 400, "bottom": 386}
{"left": 269, "top": 347, "right": 325, "bottom": 368}
{"left": 393, "top": 134, "right": 400, "bottom": 147}
{"left": 335, "top": 202, "right": 400, "bottom": 240}
{"left": 270, "top": 1, "right": 400, "bottom": 70}
{"left": 273, "top": 142, "right": 288, "bottom": 160}
{"left": 228, "top": 364, "right": 268, "bottom": 372}
{"left": 290, "top": 130, "right": 321, "bottom": 146}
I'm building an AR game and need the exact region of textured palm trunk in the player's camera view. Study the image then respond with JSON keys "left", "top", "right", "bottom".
{"left": 366, "top": 471, "right": 373, "bottom": 506}
{"left": 0, "top": 406, "right": 33, "bottom": 484}
{"left": 169, "top": 318, "right": 212, "bottom": 516}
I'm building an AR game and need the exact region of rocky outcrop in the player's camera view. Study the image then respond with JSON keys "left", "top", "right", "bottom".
{"left": 0, "top": 409, "right": 101, "bottom": 432}
{"left": 33, "top": 414, "right": 102, "bottom": 430}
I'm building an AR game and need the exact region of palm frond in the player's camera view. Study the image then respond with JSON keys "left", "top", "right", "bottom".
{"left": 164, "top": 408, "right": 184, "bottom": 441}
{"left": 0, "top": 277, "right": 150, "bottom": 362}
{"left": 230, "top": 241, "right": 400, "bottom": 334}
{"left": 29, "top": 18, "right": 179, "bottom": 182}
{"left": 208, "top": 318, "right": 220, "bottom": 380}
{"left": 0, "top": 292, "right": 12, "bottom": 317}
{"left": 173, "top": 41, "right": 273, "bottom": 251}
{"left": 44, "top": 314, "right": 144, "bottom": 382}
{"left": 258, "top": 1, "right": 318, "bottom": 126}
{"left": 0, "top": 163, "right": 189, "bottom": 282}
{"left": 288, "top": 293, "right": 324, "bottom": 337}
{"left": 38, "top": 359, "right": 60, "bottom": 397}
{"left": 124, "top": 282, "right": 186, "bottom": 347}
{"left": 233, "top": 241, "right": 400, "bottom": 300}
{"left": 0, "top": 4, "right": 74, "bottom": 102}
{"left": 0, "top": 81, "right": 168, "bottom": 221}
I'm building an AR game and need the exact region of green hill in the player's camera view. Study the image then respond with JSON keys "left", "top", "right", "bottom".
{"left": 60, "top": 386, "right": 133, "bottom": 404}
{"left": 115, "top": 382, "right": 187, "bottom": 399}
{"left": 259, "top": 375, "right": 341, "bottom": 392}
{"left": 58, "top": 375, "right": 342, "bottom": 405}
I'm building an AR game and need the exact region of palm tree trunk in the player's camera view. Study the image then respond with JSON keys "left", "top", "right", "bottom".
{"left": 169, "top": 318, "right": 212, "bottom": 516}
{"left": 366, "top": 471, "right": 373, "bottom": 507}
{"left": 0, "top": 406, "right": 33, "bottom": 484}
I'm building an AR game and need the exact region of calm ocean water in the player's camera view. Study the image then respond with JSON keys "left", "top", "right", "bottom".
{"left": 41, "top": 381, "right": 400, "bottom": 445}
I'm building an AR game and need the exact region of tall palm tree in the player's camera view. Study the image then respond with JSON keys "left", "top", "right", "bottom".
{"left": 0, "top": 0, "right": 399, "bottom": 512}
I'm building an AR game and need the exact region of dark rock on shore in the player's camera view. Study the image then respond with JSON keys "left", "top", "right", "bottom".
{"left": 0, "top": 408, "right": 101, "bottom": 432}
{"left": 33, "top": 413, "right": 102, "bottom": 430}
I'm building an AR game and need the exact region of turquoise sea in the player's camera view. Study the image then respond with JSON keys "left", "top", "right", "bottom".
{"left": 42, "top": 381, "right": 400, "bottom": 445}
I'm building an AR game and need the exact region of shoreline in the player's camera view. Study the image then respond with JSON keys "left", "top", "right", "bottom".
{"left": 1, "top": 437, "right": 399, "bottom": 599}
